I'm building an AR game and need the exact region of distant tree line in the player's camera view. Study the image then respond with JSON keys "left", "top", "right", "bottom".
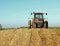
{"left": 0, "top": 24, "right": 2, "bottom": 30}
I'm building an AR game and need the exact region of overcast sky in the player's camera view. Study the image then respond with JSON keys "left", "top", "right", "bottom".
{"left": 0, "top": 0, "right": 60, "bottom": 28}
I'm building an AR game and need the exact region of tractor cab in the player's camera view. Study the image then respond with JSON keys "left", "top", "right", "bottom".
{"left": 31, "top": 12, "right": 47, "bottom": 22}
{"left": 33, "top": 12, "right": 44, "bottom": 22}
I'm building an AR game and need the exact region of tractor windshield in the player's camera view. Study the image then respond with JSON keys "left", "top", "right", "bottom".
{"left": 35, "top": 14, "right": 43, "bottom": 19}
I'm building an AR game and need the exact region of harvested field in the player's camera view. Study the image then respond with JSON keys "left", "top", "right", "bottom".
{"left": 0, "top": 28, "right": 60, "bottom": 46}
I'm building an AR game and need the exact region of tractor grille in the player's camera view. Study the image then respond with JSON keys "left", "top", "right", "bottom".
{"left": 37, "top": 21, "right": 43, "bottom": 27}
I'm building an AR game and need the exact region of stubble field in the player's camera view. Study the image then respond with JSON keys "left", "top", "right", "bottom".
{"left": 0, "top": 28, "right": 60, "bottom": 46}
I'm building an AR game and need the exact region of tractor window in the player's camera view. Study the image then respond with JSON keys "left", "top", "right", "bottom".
{"left": 35, "top": 14, "right": 43, "bottom": 19}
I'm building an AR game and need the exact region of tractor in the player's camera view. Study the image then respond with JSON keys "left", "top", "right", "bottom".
{"left": 28, "top": 12, "right": 48, "bottom": 28}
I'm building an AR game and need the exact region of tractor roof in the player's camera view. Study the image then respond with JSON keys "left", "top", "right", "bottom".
{"left": 31, "top": 12, "right": 47, "bottom": 15}
{"left": 34, "top": 12, "right": 43, "bottom": 14}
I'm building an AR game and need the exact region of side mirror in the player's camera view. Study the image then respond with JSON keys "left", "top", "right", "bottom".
{"left": 31, "top": 13, "right": 32, "bottom": 15}
{"left": 31, "top": 12, "right": 35, "bottom": 15}
{"left": 46, "top": 13, "right": 47, "bottom": 15}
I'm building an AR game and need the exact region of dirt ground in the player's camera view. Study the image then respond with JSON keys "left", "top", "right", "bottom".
{"left": 0, "top": 28, "right": 60, "bottom": 46}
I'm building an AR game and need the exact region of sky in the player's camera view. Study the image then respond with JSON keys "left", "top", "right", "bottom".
{"left": 0, "top": 0, "right": 60, "bottom": 28}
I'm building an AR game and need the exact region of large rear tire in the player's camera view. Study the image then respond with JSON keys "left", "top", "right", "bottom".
{"left": 28, "top": 20, "right": 31, "bottom": 28}
{"left": 44, "top": 21, "right": 48, "bottom": 28}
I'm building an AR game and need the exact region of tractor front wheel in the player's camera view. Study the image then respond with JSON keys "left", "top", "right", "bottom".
{"left": 44, "top": 21, "right": 48, "bottom": 28}
{"left": 33, "top": 22, "right": 36, "bottom": 28}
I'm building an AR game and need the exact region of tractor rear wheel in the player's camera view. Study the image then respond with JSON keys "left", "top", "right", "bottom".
{"left": 28, "top": 20, "right": 31, "bottom": 28}
{"left": 33, "top": 22, "right": 36, "bottom": 28}
{"left": 44, "top": 21, "right": 48, "bottom": 28}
